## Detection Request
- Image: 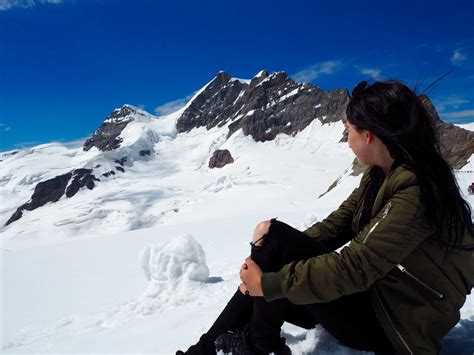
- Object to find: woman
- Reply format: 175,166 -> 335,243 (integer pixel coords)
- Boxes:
176,80 -> 473,355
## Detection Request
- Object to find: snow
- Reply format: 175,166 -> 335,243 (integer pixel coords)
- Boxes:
1,98 -> 473,353
232,90 -> 246,106
230,77 -> 251,85
456,122 -> 474,131
140,234 -> 209,283
278,88 -> 300,103
255,72 -> 282,87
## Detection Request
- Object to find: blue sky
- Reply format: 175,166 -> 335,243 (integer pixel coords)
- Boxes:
0,0 -> 473,151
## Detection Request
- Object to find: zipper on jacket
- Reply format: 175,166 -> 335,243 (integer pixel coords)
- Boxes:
362,201 -> 393,244
355,207 -> 363,233
396,264 -> 444,299
374,287 -> 414,355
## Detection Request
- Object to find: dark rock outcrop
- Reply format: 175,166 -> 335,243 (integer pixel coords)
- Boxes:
421,96 -> 474,169
6,172 -> 72,225
65,169 -> 100,198
5,169 -> 99,226
209,149 -> 234,169
177,70 -> 350,142
83,105 -> 140,152
114,157 -> 128,166
436,122 -> 474,169
318,160 -> 366,198
176,71 -> 247,132
350,159 -> 366,176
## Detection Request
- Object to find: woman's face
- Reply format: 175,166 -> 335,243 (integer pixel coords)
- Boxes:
346,121 -> 373,166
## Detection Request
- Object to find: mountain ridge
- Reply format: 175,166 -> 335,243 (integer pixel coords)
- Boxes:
2,70 -> 473,229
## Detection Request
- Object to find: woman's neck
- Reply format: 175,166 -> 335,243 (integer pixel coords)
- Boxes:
370,136 -> 395,175
374,147 -> 395,175
380,157 -> 395,175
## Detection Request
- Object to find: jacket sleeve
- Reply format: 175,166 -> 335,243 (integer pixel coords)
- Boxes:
262,184 -> 431,304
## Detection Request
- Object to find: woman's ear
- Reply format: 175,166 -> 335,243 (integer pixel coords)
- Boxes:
365,131 -> 374,144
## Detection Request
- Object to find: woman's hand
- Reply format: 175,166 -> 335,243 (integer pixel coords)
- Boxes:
239,256 -> 264,297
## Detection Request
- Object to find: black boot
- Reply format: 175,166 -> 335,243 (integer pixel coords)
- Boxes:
215,325 -> 291,355
176,334 -> 215,355
215,327 -> 254,355
176,288 -> 253,354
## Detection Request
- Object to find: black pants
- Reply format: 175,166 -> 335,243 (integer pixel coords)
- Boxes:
206,219 -> 395,353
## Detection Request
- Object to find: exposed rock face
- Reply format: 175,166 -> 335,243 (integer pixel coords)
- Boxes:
114,157 -> 127,166
209,149 -> 234,169
65,169 -> 100,198
350,159 -> 366,176
102,170 -> 116,177
176,72 -> 247,132
437,123 -> 474,169
83,105 -> 139,152
177,70 -> 350,142
5,169 -> 99,226
421,96 -> 474,169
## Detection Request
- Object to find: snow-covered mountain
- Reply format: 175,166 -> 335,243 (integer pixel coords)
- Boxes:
1,71 -> 473,353
3,70 -> 473,233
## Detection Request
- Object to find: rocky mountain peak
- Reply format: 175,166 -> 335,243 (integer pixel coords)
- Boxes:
83,105 -> 142,152
420,96 -> 474,169
176,70 -> 350,142
214,70 -> 233,84
175,71 -> 248,133
249,70 -> 269,86
106,104 -> 148,123
109,105 -> 136,118
417,95 -> 473,169
255,69 -> 269,77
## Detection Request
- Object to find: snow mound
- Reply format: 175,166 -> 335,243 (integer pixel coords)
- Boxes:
140,234 -> 209,283
2,235 -> 213,351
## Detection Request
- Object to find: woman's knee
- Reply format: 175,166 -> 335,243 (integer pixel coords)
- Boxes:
252,220 -> 272,246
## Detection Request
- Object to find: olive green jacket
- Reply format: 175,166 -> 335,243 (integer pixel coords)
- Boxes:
261,165 -> 474,354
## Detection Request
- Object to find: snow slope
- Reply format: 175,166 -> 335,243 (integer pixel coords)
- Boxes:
1,89 -> 473,353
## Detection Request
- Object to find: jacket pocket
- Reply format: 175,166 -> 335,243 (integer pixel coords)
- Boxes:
362,201 -> 393,244
396,264 -> 444,299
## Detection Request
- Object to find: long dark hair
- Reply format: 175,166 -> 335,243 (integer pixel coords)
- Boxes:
346,79 -> 472,250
